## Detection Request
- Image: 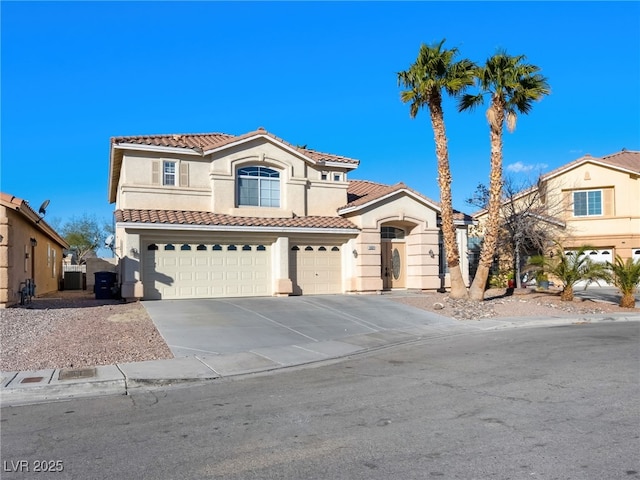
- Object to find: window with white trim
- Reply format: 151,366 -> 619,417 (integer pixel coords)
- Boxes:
237,166 -> 280,207
573,190 -> 602,217
163,161 -> 176,186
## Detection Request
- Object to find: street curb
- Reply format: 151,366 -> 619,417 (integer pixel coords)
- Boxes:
2,313 -> 638,407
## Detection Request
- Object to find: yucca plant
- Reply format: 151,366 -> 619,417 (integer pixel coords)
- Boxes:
605,256 -> 640,308
528,245 -> 609,301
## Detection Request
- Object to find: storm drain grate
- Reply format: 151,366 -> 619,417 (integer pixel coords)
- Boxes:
20,376 -> 44,383
58,368 -> 97,381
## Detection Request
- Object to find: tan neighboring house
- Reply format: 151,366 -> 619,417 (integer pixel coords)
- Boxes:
472,150 -> 640,277
0,193 -> 69,307
109,127 -> 473,301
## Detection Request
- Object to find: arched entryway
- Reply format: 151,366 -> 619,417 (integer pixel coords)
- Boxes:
381,226 -> 406,290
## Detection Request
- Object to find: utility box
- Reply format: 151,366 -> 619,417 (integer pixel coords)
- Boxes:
64,271 -> 83,290
94,271 -> 117,299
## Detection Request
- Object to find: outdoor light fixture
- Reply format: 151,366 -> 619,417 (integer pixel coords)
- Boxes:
30,238 -> 37,247
130,247 -> 139,256
352,249 -> 358,258
429,249 -> 435,258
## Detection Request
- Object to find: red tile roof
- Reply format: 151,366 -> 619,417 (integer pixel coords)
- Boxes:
115,209 -> 359,230
541,150 -> 640,180
111,127 -> 360,166
0,192 -> 69,248
342,180 -> 472,223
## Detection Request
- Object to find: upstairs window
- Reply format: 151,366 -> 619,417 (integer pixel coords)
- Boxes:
573,190 -> 602,217
237,166 -> 280,207
163,161 -> 176,186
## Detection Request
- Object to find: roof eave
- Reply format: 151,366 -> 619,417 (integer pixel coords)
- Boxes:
338,189 -> 441,215
115,221 -> 360,235
203,133 -> 358,169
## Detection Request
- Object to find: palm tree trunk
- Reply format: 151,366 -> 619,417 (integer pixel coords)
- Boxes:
620,292 -> 636,308
429,99 -> 468,299
560,287 -> 574,301
469,102 -> 504,301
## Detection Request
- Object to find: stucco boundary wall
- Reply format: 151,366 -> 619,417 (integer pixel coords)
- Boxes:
85,258 -> 118,291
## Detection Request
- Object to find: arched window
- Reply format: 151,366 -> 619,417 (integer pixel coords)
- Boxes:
164,244 -> 175,251
242,245 -> 252,251
237,166 -> 280,207
196,244 -> 207,251
212,244 -> 222,251
181,244 -> 191,251
147,244 -> 158,250
331,246 -> 340,252
305,246 -> 314,251
228,245 -> 237,251
257,245 -> 266,251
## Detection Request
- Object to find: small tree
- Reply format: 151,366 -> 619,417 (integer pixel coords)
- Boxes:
467,176 -> 566,289
60,213 -> 111,264
528,245 -> 609,301
606,256 -> 640,308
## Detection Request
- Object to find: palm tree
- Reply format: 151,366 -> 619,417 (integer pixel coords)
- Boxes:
459,50 -> 550,301
397,39 -> 476,299
529,245 -> 609,301
606,255 -> 640,308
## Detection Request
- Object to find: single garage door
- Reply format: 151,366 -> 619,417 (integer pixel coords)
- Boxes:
143,242 -> 271,300
290,244 -> 342,295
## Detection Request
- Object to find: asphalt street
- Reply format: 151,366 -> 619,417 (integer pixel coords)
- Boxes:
1,322 -> 638,479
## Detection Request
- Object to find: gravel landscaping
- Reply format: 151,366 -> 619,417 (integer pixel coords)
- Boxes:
1,288 -> 635,372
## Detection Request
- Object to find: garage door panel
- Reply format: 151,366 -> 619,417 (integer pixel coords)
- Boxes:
290,244 -> 342,295
143,242 -> 271,300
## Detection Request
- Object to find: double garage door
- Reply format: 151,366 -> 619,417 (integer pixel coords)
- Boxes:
143,242 -> 271,300
143,241 -> 343,299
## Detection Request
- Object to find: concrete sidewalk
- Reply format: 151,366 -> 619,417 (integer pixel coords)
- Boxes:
2,311 -> 638,407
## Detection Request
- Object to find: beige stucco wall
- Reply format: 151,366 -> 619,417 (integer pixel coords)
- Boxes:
0,207 -> 65,307
344,192 -> 443,292
546,162 -> 639,257
116,138 -> 351,218
85,257 -> 118,290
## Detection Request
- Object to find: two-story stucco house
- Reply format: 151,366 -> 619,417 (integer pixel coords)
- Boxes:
472,150 -> 640,277
545,150 -> 640,264
109,128 -> 472,301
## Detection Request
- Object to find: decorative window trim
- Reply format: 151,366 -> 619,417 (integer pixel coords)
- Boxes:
152,160 -> 189,187
237,166 -> 280,208
572,189 -> 603,217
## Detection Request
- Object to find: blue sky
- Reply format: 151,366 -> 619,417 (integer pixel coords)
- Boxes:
2,1 -> 639,237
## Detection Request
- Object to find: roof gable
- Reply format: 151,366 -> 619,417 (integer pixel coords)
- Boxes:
109,127 -> 360,203
340,180 -> 473,223
541,150 -> 640,181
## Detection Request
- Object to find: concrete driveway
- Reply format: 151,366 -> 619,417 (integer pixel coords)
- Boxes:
142,295 -> 458,357
573,285 -> 640,308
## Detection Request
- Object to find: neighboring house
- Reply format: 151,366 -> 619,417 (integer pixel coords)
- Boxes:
0,193 -> 69,307
109,127 -> 473,301
472,150 -> 640,278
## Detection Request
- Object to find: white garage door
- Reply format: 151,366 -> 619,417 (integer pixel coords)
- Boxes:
143,242 -> 271,300
290,244 -> 342,295
568,249 -> 613,287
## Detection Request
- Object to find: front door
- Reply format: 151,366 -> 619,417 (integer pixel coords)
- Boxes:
381,241 -> 406,289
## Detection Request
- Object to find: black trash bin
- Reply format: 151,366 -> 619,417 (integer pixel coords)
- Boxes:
94,271 -> 117,299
